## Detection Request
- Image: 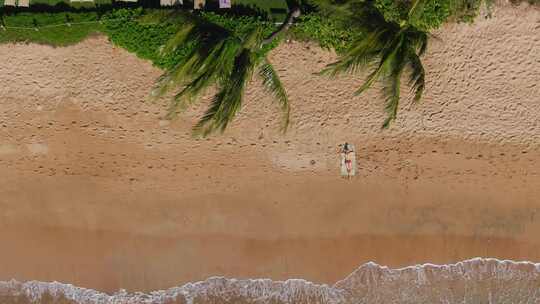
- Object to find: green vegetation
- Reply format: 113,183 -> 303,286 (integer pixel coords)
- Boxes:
234,0 -> 287,12
449,0 -> 497,23
153,10 -> 292,135
291,14 -> 359,53
290,0 -> 492,53
374,0 -> 452,30
0,0 -> 112,8
1,0 -> 536,134
319,0 -> 428,128
300,0 -> 511,128
371,0 -> 462,30
101,8 -> 282,67
0,11 -> 103,45
233,0 -> 288,21
309,0 -> 499,29
27,0 -> 109,7
102,7 -> 299,135
0,0 -> 500,54
102,8 -> 183,69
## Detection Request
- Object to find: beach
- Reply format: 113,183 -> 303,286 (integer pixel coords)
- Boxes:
0,2 -> 539,294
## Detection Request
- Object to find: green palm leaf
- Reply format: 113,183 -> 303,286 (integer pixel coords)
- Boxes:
194,49 -> 255,136
259,59 -> 290,131
355,33 -> 403,95
319,0 -> 430,128
381,72 -> 402,129
382,41 -> 407,128
153,10 -> 300,137
407,49 -> 425,103
166,38 -> 242,117
321,30 -> 385,76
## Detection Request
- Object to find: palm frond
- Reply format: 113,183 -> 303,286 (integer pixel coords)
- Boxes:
321,30 -> 385,76
381,71 -> 401,129
154,16 -> 244,119
161,24 -> 195,56
165,38 -> 242,116
307,0 -> 356,20
315,0 -> 431,129
193,49 -> 256,136
381,39 -> 408,128
382,61 -> 406,128
153,53 -> 199,98
350,1 -> 393,32
407,30 -> 428,56
192,91 -> 227,137
407,49 -> 425,103
309,0 -> 390,33
354,33 -> 403,95
408,0 -> 428,25
354,63 -> 383,96
159,10 -> 200,26
259,59 -> 290,131
156,30 -> 229,97
242,26 -> 265,50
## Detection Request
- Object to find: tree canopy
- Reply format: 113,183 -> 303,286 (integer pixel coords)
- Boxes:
153,10 -> 300,136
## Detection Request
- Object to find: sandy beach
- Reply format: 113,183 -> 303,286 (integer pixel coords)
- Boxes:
0,2 -> 539,294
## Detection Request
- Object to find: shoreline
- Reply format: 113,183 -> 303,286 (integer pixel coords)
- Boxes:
1,3 -> 540,294
2,136 -> 539,292
1,258 -> 540,304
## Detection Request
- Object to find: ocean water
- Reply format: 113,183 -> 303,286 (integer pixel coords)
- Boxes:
1,258 -> 539,304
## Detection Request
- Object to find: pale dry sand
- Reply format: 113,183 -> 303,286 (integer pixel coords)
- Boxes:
0,3 -> 539,293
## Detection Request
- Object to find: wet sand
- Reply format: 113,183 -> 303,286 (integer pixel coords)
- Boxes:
0,2 -> 539,293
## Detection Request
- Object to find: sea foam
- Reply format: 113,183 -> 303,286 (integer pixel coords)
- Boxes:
1,258 -> 539,304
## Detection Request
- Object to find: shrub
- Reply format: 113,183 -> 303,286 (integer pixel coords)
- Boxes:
374,0 -> 452,30
374,0 -> 408,25
290,14 -> 359,53
102,8 -> 186,69
412,0 -> 452,30
200,11 -> 278,52
102,9 -> 278,69
449,0 -> 498,23
200,11 -> 274,38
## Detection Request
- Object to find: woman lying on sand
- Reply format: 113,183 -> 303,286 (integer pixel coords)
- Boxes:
339,143 -> 355,179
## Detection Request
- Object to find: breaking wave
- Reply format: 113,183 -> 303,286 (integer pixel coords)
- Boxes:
1,258 -> 539,304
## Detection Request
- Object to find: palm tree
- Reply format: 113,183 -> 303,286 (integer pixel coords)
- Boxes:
154,8 -> 301,137
317,0 -> 428,128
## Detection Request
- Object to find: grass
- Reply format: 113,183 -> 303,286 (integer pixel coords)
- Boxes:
0,6 -> 281,54
0,0 -> 112,7
233,0 -> 288,21
0,11 -> 104,45
28,0 -> 110,9
0,23 -> 103,45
